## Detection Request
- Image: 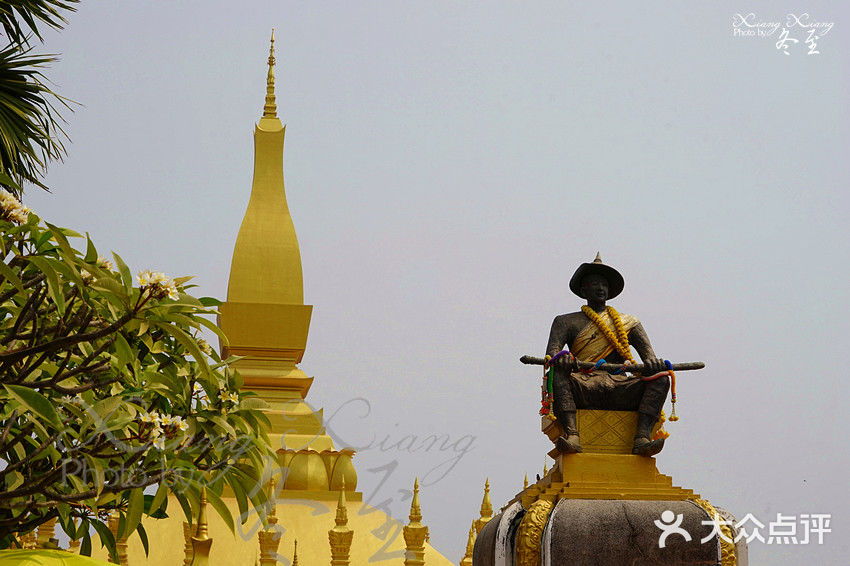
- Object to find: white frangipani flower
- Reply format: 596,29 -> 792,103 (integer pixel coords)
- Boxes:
219,391 -> 239,404
139,411 -> 157,424
137,270 -> 179,300
0,189 -> 32,224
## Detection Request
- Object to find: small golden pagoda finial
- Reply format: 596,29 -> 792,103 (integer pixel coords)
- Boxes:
480,478 -> 493,519
403,478 -> 427,566
329,478 -> 354,565
259,484 -> 282,566
263,28 -> 277,118
409,477 -> 422,524
473,478 -> 493,535
336,478 -> 348,526
195,487 -> 209,540
523,473 -> 529,490
189,486 -> 212,566
460,521 -> 476,566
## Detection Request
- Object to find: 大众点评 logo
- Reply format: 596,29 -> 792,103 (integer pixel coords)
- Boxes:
732,13 -> 834,54
656,510 -> 832,547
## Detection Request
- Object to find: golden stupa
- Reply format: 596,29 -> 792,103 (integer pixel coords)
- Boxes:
81,32 -> 453,566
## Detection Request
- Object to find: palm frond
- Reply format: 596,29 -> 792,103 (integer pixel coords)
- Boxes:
0,42 -> 69,195
0,0 -> 79,45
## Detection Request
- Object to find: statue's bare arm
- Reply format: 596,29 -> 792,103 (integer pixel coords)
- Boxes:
546,313 -> 586,368
628,322 -> 666,373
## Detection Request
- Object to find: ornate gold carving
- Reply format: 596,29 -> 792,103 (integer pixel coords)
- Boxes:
690,498 -> 736,566
578,409 -> 638,453
515,498 -> 554,566
543,410 -> 666,454
473,478 -> 493,535
403,478 -> 428,566
259,484 -> 282,566
263,30 -> 277,118
329,479 -> 353,565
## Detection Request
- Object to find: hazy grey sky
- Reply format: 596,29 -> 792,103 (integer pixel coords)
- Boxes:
29,2 -> 849,564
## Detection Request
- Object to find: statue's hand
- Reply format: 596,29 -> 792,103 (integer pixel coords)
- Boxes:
643,357 -> 666,374
554,353 -> 578,372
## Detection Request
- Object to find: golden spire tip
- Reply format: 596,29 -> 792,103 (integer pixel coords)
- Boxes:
409,477 -> 422,524
479,478 -> 493,519
335,478 -> 349,526
263,28 -> 278,118
195,486 -> 209,540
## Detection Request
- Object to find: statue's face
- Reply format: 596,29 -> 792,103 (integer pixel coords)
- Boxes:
580,273 -> 609,302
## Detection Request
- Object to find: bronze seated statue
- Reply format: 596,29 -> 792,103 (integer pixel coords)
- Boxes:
546,254 -> 670,456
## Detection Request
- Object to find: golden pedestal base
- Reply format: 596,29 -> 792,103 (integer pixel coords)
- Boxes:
516,453 -> 696,507
513,410 -> 694,506
542,409 -> 664,456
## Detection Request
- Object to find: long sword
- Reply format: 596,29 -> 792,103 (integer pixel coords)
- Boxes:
519,355 -> 704,373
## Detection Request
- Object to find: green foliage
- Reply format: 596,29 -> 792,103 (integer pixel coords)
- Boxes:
0,0 -> 77,195
0,210 -> 274,554
0,42 -> 68,195
0,1 -> 78,46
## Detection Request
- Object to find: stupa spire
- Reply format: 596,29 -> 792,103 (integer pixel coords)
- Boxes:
335,478 -> 349,525
479,478 -> 492,519
403,478 -> 427,566
329,478 -> 353,565
219,37 -> 357,503
263,29 -> 277,118
473,479 -> 493,535
224,29 -> 302,307
258,487 -> 281,566
409,478 -> 422,524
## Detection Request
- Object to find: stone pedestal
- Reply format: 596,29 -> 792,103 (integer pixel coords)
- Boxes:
472,411 -> 746,566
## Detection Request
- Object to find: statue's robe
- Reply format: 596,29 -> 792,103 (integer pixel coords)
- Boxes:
547,310 -> 668,417
571,310 -> 639,363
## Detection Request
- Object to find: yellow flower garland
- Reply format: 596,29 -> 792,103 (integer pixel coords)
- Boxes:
581,306 -> 679,429
580,305 -> 636,363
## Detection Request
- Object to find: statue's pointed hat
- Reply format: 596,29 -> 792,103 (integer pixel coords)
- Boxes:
569,252 -> 625,299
